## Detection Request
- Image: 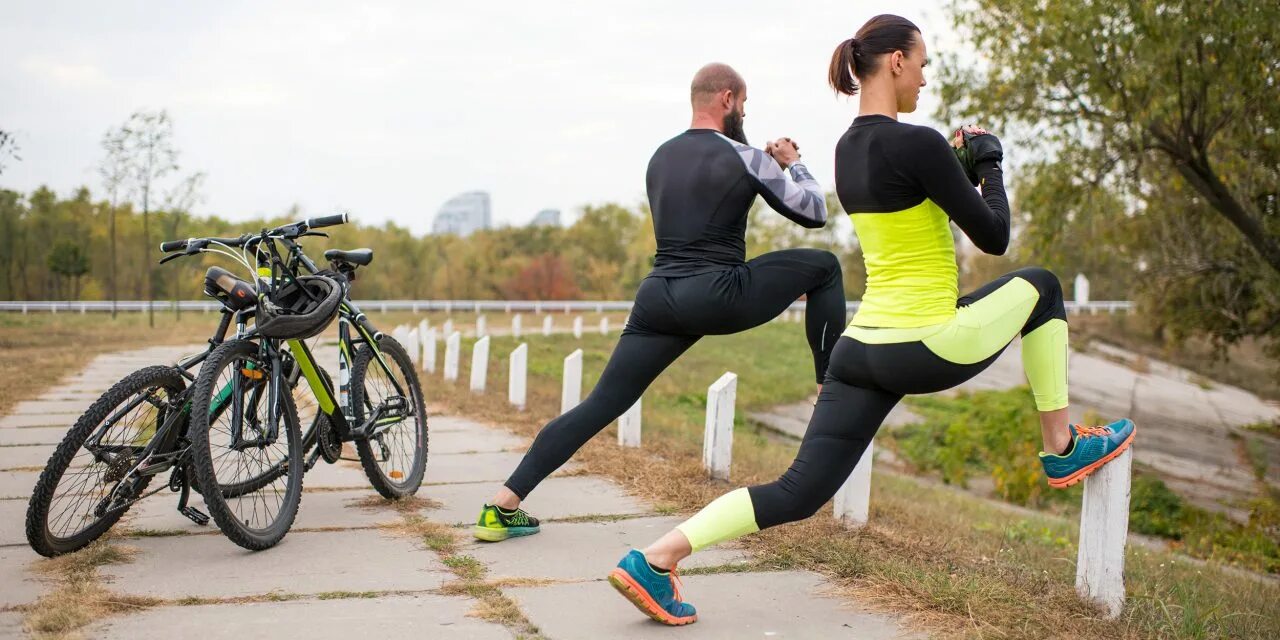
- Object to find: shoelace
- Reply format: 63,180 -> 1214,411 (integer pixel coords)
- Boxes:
1073,424 -> 1111,438
669,567 -> 685,603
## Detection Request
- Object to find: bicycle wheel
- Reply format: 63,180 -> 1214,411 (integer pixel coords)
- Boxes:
351,335 -> 427,498
26,366 -> 186,557
189,339 -> 303,550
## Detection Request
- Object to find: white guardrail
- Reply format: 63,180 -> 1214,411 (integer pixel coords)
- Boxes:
0,300 -> 1136,314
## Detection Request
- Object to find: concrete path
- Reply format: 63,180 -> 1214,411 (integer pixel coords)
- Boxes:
2,345 -> 920,639
749,338 -> 1280,521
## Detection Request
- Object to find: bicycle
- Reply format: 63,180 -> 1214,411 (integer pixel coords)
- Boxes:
25,258 -> 336,557
171,214 -> 428,549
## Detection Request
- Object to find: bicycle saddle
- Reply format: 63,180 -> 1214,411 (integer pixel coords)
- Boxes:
323,248 -> 373,266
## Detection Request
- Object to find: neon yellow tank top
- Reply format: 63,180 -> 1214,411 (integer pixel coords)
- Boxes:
849,198 -> 958,328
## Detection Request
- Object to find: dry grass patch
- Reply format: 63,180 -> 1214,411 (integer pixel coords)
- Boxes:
23,540 -> 161,640
0,314 -> 210,416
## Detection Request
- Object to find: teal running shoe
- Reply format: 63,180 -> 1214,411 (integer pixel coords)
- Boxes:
1040,419 -> 1137,488
608,549 -> 697,626
473,504 -> 540,542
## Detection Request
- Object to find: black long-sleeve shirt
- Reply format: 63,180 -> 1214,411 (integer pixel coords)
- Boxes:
646,129 -> 827,277
834,114 -> 1010,327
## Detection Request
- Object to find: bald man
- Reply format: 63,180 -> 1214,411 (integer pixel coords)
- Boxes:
474,63 -> 846,542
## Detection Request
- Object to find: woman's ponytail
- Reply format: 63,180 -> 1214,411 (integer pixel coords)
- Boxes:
828,38 -> 861,96
829,15 -> 921,97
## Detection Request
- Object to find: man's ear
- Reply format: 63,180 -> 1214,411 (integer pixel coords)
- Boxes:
721,89 -> 734,111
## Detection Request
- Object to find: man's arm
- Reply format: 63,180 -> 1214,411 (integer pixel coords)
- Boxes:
717,134 -> 827,228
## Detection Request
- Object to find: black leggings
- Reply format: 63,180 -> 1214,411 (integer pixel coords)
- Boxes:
745,267 -> 1066,529
504,248 -> 846,499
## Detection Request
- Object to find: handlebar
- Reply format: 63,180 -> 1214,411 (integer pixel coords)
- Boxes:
158,213 -> 350,255
306,213 -> 348,229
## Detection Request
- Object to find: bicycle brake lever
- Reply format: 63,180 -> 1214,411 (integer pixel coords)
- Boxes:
300,231 -> 329,238
158,253 -> 185,265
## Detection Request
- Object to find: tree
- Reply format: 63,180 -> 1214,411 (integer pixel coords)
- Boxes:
505,254 -> 581,300
0,130 -> 20,176
937,0 -> 1280,353
100,126 -> 131,317
46,241 -> 90,299
116,110 -> 179,327
160,171 -> 205,319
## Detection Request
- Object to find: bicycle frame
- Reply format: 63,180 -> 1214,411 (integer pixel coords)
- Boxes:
259,236 -> 411,443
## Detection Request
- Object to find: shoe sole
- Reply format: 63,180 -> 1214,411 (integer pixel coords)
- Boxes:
608,568 -> 697,626
473,525 -> 540,542
1047,425 -> 1137,489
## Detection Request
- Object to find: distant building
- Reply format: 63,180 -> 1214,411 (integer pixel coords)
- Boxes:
530,208 -> 561,228
432,191 -> 491,236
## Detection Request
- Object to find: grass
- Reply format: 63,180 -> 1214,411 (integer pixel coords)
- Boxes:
427,324 -> 1280,639
0,312 -> 211,415
1242,421 -> 1280,439
367,498 -> 546,639
882,387 -> 1280,575
23,539 -> 161,639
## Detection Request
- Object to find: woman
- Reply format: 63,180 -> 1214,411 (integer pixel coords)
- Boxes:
607,14 -> 1136,626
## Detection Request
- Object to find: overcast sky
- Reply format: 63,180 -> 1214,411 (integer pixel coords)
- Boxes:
1,1 -> 963,234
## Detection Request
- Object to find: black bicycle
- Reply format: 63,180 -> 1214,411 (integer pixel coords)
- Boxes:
25,263 -> 335,557
170,214 -> 427,549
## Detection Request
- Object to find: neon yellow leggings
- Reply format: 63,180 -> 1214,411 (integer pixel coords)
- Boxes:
676,268 -> 1069,552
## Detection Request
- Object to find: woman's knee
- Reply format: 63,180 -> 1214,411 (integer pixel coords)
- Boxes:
1011,267 -> 1063,301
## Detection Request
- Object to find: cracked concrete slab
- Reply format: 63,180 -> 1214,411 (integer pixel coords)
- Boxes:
417,475 -> 650,526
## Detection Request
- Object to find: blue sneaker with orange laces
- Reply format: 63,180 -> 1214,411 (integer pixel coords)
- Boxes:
1040,419 -> 1137,488
608,549 -> 697,626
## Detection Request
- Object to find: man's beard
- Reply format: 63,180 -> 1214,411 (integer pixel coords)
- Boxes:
722,108 -> 747,145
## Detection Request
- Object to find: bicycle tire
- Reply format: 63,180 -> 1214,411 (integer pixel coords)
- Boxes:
351,335 -> 428,499
25,365 -> 186,557
189,339 -> 303,550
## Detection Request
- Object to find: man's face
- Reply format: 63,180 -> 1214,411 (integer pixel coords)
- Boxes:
722,90 -> 748,145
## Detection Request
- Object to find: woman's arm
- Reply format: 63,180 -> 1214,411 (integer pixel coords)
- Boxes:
908,127 -> 1009,254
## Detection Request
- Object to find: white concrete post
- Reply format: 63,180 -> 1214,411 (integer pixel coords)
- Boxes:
475,314 -> 487,338
833,442 -> 874,527
423,327 -> 438,373
442,318 -> 454,338
561,349 -> 583,414
406,328 -> 420,364
470,336 -> 490,393
573,316 -> 583,338
542,315 -> 553,336
1074,273 -> 1091,306
419,318 -> 430,360
509,343 -> 528,409
703,372 -> 738,480
599,317 -> 609,335
618,398 -> 642,447
512,314 -> 522,339
1075,447 -> 1133,619
444,331 -> 461,381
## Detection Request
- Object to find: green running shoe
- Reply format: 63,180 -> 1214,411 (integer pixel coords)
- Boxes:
1040,419 -> 1136,488
473,504 -> 541,542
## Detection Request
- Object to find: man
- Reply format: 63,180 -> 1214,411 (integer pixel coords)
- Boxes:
474,62 -> 846,541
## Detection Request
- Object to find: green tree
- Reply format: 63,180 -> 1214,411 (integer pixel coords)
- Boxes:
938,0 -> 1280,352
46,241 -> 90,299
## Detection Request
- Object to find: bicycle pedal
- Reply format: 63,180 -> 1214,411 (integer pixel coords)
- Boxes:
180,506 -> 211,526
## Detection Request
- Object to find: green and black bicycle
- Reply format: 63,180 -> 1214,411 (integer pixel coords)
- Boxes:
25,214 -> 427,555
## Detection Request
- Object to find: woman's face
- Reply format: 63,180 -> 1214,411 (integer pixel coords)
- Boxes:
894,37 -> 928,113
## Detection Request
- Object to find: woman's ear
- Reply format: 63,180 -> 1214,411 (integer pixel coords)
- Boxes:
890,50 -> 904,76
